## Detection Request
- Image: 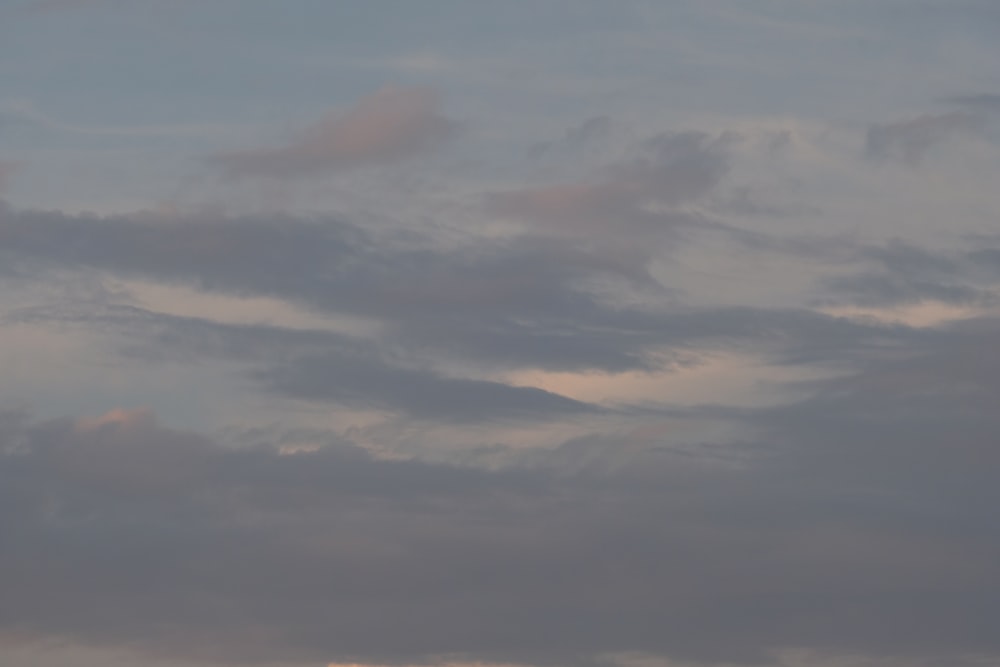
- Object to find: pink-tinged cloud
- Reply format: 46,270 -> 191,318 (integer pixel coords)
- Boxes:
210,86 -> 458,178
489,131 -> 733,237
73,406 -> 153,433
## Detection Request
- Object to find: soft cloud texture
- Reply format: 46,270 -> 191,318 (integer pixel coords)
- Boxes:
0,161 -> 18,193
491,131 -> 735,242
209,86 -> 458,178
1,384 -> 998,666
865,111 -> 986,164
3,2 -> 1000,667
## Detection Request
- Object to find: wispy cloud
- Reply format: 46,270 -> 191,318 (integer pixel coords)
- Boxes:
865,111 -> 987,164
208,86 -> 459,179
490,130 -> 737,256
5,3 -> 1000,666
945,92 -> 1000,113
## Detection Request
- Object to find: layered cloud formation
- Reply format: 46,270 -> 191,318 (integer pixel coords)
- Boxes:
2,3 -> 1000,667
2,396 -> 999,667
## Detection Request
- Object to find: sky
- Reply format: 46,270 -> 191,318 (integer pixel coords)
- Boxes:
1,1 -> 1000,666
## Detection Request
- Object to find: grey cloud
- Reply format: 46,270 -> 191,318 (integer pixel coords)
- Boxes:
3,197 -> 999,665
945,92 -> 1000,113
6,304 -> 600,423
208,87 -> 458,178
865,111 -> 987,164
654,305 -> 928,366
0,202 -> 371,287
2,366 -> 998,667
256,353 -> 598,421
7,288 -> 946,435
864,240 -> 963,276
1,123 -> 838,383
753,317 -> 1000,512
3,199 -> 996,384
966,237 -> 1000,279
0,203 -> 669,373
491,130 -> 736,242
818,239 -> 1000,307
0,161 -> 18,193
560,115 -> 613,147
5,8 -> 1000,667
14,292 -> 938,387
1,203 -> 636,325
609,130 -> 737,205
821,271 -> 990,307
528,115 -> 614,158
403,301 -> 927,372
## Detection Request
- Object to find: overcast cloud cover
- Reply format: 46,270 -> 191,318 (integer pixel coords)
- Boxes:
2,2 -> 1000,667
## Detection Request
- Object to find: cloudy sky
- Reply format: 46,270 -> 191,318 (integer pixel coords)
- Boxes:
2,1 -> 1000,666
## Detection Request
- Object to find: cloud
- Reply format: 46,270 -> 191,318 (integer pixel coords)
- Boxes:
2,381 -> 999,667
7,197 -> 978,389
865,111 -> 987,164
755,317 -> 1000,493
0,204 -> 667,373
7,195 -> 999,394
492,131 -> 735,241
5,302 -> 602,422
945,92 -> 1000,114
528,115 -> 614,158
255,353 -> 599,421
5,5 -> 1000,666
8,292 -> 943,436
817,240 -> 1000,308
821,272 -> 990,307
2,106 -> 1000,667
208,86 -> 458,178
0,161 -> 19,193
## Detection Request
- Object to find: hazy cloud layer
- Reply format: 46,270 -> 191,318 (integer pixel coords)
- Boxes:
3,304 -> 601,422
865,92 -> 1000,165
865,111 -> 987,164
819,240 -> 1000,307
0,203 -> 668,375
2,344 -> 999,666
4,197 -> 1000,426
947,92 -> 1000,113
4,206 -> 969,369
0,161 -> 17,193
4,3 -> 1000,667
